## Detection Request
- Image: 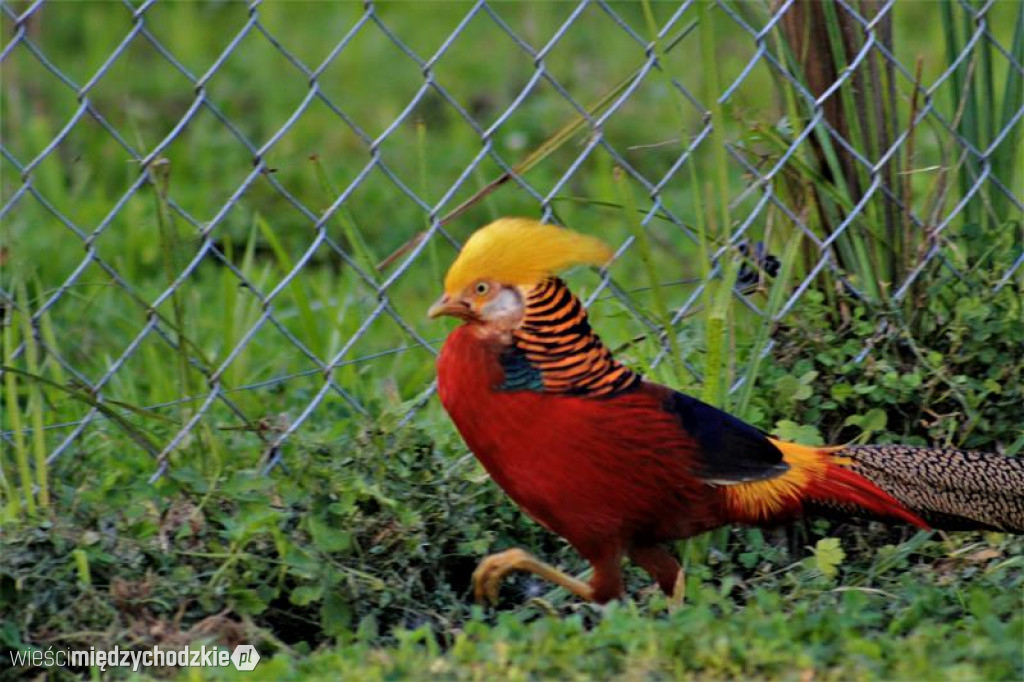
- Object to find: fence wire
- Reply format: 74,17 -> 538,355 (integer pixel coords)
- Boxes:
1,0 -> 1021,486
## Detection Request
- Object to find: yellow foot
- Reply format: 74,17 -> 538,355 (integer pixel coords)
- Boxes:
471,548 -> 593,604
472,548 -> 533,604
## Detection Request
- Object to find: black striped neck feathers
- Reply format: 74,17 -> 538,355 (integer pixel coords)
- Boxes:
498,277 -> 641,397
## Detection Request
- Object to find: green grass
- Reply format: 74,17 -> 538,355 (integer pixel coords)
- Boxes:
220,561 -> 1024,681
2,2 -> 1022,680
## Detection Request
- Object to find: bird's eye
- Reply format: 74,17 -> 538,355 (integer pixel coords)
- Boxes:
474,281 -> 490,296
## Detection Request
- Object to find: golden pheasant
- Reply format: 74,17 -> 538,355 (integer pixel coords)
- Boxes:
429,218 -> 1024,604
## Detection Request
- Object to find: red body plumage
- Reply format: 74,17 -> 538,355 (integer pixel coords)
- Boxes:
439,326 -> 721,548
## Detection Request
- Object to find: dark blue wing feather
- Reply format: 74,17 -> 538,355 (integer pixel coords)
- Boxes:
662,390 -> 789,483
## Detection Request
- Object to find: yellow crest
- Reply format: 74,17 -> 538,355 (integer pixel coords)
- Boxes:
443,218 -> 613,294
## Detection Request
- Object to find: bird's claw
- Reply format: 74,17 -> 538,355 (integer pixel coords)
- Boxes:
471,548 -> 533,605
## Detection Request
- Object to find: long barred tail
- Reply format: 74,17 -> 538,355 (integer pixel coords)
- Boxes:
835,445 -> 1024,533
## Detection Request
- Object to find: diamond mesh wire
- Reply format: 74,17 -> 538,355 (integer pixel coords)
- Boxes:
1,0 -> 1021,485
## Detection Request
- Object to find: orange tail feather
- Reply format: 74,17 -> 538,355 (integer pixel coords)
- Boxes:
725,440 -> 929,529
803,459 -> 929,528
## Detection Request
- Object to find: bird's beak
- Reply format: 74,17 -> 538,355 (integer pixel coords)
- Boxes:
427,293 -> 469,320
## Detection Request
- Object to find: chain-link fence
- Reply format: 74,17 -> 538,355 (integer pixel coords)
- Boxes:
2,0 -> 1022,492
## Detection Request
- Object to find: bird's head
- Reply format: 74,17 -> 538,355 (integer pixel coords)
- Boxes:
428,218 -> 612,332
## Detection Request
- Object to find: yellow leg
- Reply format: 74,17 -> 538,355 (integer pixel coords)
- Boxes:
472,548 -> 594,604
669,566 -> 686,609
